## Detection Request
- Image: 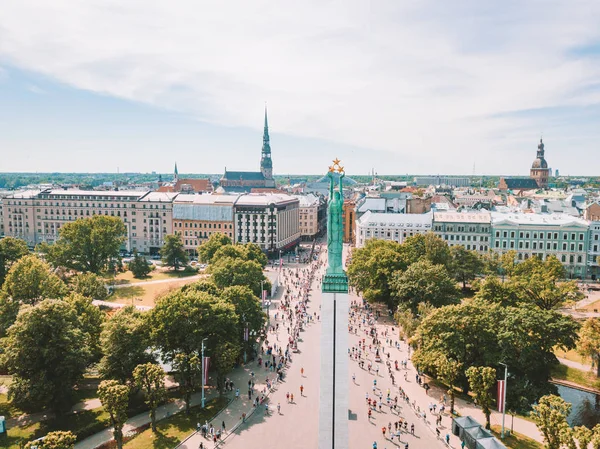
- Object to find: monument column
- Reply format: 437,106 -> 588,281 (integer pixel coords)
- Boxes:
319,159 -> 349,449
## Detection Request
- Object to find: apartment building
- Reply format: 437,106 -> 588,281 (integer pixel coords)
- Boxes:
234,193 -> 301,253
490,212 -> 589,278
589,221 -> 600,280
172,194 -> 238,255
432,211 -> 491,254
355,211 -> 433,248
297,194 -> 321,241
1,189 -> 177,254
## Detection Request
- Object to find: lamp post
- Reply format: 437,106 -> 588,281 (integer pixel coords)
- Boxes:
201,338 -> 208,409
499,362 -> 508,438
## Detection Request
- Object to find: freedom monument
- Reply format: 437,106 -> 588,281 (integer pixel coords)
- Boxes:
319,159 -> 349,449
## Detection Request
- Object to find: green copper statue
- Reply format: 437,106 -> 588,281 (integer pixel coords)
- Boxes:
322,159 -> 349,293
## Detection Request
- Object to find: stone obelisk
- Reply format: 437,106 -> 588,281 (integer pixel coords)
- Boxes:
319,159 -> 349,449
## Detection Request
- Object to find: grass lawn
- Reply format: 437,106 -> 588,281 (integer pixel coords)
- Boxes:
123,397 -> 230,449
580,298 -> 600,312
490,425 -> 542,449
112,269 -> 200,284
107,278 -> 199,307
551,364 -> 600,391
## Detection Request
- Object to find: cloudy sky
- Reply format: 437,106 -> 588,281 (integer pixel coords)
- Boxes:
1,0 -> 599,176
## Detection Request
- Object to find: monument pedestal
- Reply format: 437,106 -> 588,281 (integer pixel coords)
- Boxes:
319,273 -> 349,449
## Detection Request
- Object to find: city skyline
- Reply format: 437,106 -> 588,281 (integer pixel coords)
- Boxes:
1,1 -> 600,175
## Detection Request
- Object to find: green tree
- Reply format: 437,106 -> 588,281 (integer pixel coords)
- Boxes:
347,239 -> 409,305
395,302 -> 434,340
212,341 -> 241,394
160,234 -> 189,271
531,395 -> 571,449
128,250 -> 152,278
0,236 -> 29,286
98,306 -> 154,384
65,293 -> 104,364
435,354 -> 462,415
577,318 -> 600,377
473,276 -> 521,307
212,245 -> 247,263
0,294 -> 20,338
450,246 -> 483,290
25,431 -> 76,449
70,272 -> 107,300
180,280 -> 221,296
391,259 -> 460,309
98,380 -> 129,449
38,215 -> 126,273
149,290 -> 238,412
133,363 -> 167,432
1,299 -> 90,414
197,233 -> 232,264
499,250 -> 518,278
221,285 -> 266,356
509,273 -> 582,310
466,366 -> 497,429
2,255 -> 66,305
210,257 -> 268,297
423,233 -> 452,267
244,243 -> 268,268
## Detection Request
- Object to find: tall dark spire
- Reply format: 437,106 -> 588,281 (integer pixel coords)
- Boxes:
260,105 -> 273,178
174,162 -> 178,181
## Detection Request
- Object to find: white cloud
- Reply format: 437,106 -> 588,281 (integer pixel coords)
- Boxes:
0,0 -> 599,173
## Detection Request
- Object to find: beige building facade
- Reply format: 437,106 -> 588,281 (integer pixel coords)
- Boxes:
172,194 -> 237,255
297,194 -> 320,240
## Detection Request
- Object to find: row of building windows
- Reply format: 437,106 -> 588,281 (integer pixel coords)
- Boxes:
495,230 -> 586,241
174,222 -> 232,229
494,239 -> 585,251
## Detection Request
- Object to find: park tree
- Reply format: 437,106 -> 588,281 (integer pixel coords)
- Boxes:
435,354 -> 462,415
499,250 -> 518,278
149,290 -> 238,412
395,302 -> 434,339
65,293 -> 104,364
473,276 -> 521,307
70,272 -> 108,300
38,215 -> 126,273
347,239 -> 409,305
197,233 -> 232,264
244,243 -> 268,268
391,259 -> 460,309
465,366 -> 497,429
221,285 -> 266,355
1,299 -> 91,413
577,318 -> 600,377
128,250 -> 152,278
0,294 -> 20,338
509,273 -> 582,310
2,255 -> 66,305
98,306 -> 154,384
25,430 -> 76,449
133,363 -> 167,432
180,280 -> 221,296
212,244 -> 247,263
423,233 -> 452,267
160,234 -> 188,271
450,246 -> 483,291
0,236 -> 29,286
531,395 -> 572,449
212,341 -> 241,394
209,257 -> 269,297
98,380 -> 129,449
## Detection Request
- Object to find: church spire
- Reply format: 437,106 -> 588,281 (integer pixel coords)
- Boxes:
174,162 -> 178,182
260,105 -> 273,179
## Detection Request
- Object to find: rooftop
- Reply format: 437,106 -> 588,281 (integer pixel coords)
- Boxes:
433,211 -> 491,223
491,212 -> 589,227
358,210 -> 433,227
174,194 -> 241,205
138,192 -> 180,202
235,193 -> 299,206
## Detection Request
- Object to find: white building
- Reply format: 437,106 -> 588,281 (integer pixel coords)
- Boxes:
356,211 -> 433,248
589,221 -> 600,280
233,193 -> 301,253
491,212 -> 590,278
432,211 -> 491,253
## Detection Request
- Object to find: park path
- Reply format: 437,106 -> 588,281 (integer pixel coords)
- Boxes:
557,357 -> 594,373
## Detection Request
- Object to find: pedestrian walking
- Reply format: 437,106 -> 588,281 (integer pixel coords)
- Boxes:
300,384 -> 304,396
277,402 -> 281,414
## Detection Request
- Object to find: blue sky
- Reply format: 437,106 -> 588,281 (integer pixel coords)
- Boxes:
1,0 -> 599,176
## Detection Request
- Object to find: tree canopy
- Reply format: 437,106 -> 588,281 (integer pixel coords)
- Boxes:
70,272 -> 108,300
133,363 -> 166,432
0,236 -> 29,287
209,257 -> 269,297
197,233 -> 232,264
160,234 -> 189,270
1,299 -> 91,413
2,255 -> 66,305
129,250 -> 152,278
391,259 -> 460,309
577,318 -> 600,377
98,380 -> 129,449
38,215 -> 126,273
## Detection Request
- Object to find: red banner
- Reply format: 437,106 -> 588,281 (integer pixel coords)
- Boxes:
497,380 -> 505,412
204,357 -> 210,383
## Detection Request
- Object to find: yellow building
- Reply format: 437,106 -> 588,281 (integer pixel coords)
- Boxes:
342,199 -> 356,244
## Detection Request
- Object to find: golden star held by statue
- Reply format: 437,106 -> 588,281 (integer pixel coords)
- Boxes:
329,158 -> 345,174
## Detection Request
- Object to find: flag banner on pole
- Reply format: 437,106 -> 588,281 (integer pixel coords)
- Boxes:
244,327 -> 249,341
497,380 -> 505,412
204,357 -> 210,382
262,289 -> 267,304
279,257 -> 283,270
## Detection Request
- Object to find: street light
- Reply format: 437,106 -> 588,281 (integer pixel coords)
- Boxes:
201,338 -> 208,409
